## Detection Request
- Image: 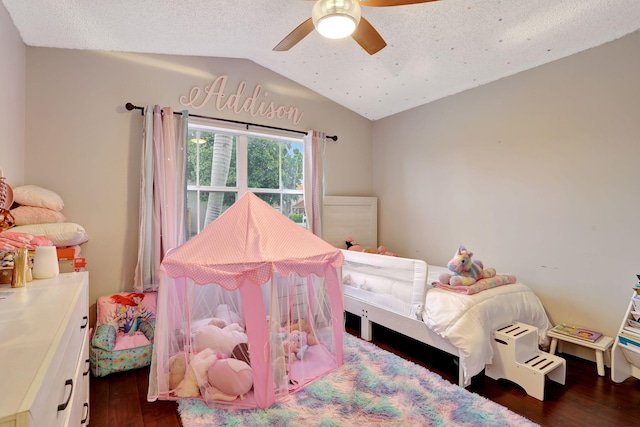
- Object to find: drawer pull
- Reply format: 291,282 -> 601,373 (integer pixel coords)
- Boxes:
81,316 -> 88,329
84,358 -> 90,376
81,402 -> 89,424
57,379 -> 73,411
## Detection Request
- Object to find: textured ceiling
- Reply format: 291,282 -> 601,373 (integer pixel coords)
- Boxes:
3,0 -> 640,120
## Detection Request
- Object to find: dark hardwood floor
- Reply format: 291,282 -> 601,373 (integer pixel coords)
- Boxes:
89,316 -> 640,427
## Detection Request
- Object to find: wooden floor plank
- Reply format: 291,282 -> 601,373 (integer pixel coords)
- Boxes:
88,321 -> 640,427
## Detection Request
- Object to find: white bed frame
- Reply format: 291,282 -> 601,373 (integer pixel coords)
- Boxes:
323,196 -> 378,250
342,289 -> 464,385
322,196 -> 466,386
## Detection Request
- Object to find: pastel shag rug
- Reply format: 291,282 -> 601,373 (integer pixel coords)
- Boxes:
178,333 -> 538,427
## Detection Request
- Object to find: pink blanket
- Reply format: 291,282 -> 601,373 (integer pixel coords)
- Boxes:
433,274 -> 517,295
0,231 -> 53,251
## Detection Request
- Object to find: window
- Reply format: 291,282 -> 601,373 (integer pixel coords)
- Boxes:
186,122 -> 305,238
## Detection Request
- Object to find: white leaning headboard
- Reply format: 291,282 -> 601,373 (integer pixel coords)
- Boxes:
322,196 -> 377,250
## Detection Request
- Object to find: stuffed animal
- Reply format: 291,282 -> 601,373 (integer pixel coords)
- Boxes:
287,319 -> 317,346
438,246 -> 497,286
167,351 -> 188,391
232,342 -> 251,365
193,323 -> 248,356
168,348 -> 217,398
205,358 -> 253,402
174,317 -> 228,351
284,330 -> 309,360
270,331 -> 288,390
207,317 -> 228,329
345,237 -> 364,252
346,238 -> 397,256
214,304 -> 244,327
376,246 -> 397,257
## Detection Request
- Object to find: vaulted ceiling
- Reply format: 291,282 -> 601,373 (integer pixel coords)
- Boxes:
3,0 -> 640,120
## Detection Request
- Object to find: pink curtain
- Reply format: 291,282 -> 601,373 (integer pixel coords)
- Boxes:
134,105 -> 188,292
303,131 -> 325,237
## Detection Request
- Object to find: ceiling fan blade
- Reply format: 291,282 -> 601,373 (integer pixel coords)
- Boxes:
273,18 -> 315,51
358,0 -> 439,6
351,17 -> 386,55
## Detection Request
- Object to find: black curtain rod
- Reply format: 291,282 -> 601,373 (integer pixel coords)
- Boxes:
125,103 -> 338,142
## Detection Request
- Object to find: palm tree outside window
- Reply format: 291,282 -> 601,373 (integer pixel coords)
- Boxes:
186,122 -> 305,239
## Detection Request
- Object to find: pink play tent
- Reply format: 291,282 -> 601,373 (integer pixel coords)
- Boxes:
147,192 -> 344,409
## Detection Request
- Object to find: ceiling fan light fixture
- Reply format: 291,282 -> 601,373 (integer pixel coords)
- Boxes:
312,0 -> 361,39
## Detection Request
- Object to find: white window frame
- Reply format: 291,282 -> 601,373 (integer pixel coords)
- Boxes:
187,118 -> 306,235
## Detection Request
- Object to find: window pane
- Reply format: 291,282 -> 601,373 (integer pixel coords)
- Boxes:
254,193 -> 281,211
248,138 -> 279,189
200,132 -> 237,187
283,194 -> 305,224
282,142 -> 304,191
209,133 -> 236,188
186,129 -> 206,186
187,122 -> 305,237
187,131 -> 237,187
187,190 -> 237,238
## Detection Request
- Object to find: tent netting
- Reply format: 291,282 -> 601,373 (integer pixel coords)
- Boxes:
147,193 -> 344,409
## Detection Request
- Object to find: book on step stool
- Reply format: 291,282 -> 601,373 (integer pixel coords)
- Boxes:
551,323 -> 603,343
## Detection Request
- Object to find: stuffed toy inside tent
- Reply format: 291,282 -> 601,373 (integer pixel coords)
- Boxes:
147,192 -> 345,409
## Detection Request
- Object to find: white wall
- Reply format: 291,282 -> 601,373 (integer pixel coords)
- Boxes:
372,31 -> 640,359
0,3 -> 25,184
24,49 -> 373,304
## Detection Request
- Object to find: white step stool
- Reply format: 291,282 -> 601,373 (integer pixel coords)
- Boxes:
486,322 -> 566,400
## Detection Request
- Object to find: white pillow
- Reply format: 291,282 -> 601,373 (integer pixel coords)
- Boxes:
10,206 -> 67,226
10,223 -> 88,247
13,185 -> 65,212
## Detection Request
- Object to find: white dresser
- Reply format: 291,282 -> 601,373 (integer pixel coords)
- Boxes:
0,272 -> 90,427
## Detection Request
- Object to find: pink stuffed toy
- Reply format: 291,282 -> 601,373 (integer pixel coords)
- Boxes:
205,358 -> 253,402
376,246 -> 397,257
345,237 -> 364,252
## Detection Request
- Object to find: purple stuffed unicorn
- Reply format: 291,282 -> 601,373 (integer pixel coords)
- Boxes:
438,245 -> 497,286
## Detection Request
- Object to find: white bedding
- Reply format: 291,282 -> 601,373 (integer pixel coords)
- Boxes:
341,251 -> 552,386
424,266 -> 551,384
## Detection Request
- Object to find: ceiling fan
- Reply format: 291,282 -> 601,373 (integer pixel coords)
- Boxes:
273,0 -> 439,55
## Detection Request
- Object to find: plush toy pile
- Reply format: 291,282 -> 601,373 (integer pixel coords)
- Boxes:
345,237 -> 397,257
166,305 -> 321,403
167,304 -> 253,401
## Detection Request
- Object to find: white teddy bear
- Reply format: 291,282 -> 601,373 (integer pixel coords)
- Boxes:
193,323 -> 248,356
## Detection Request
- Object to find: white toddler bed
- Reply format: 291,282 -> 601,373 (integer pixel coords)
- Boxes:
341,249 -> 552,387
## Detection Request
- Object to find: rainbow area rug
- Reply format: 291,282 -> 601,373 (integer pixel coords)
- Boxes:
178,333 -> 538,426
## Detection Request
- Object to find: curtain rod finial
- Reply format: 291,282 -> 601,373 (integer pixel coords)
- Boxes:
125,103 -> 144,115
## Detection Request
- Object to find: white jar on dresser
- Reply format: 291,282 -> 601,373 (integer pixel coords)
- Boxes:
0,272 -> 90,427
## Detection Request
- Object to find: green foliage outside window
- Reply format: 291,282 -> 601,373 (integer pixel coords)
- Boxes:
289,213 -> 304,223
186,127 -> 304,226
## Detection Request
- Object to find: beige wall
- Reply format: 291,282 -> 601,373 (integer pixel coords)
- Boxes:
373,30 -> 640,359
24,49 -> 373,304
0,3 -> 25,185
11,4 -> 640,361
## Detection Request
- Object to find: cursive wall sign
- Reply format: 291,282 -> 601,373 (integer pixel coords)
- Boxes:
179,75 -> 304,125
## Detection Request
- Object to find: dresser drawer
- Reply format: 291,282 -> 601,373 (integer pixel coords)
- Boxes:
68,330 -> 90,426
28,278 -> 89,427
0,272 -> 90,427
